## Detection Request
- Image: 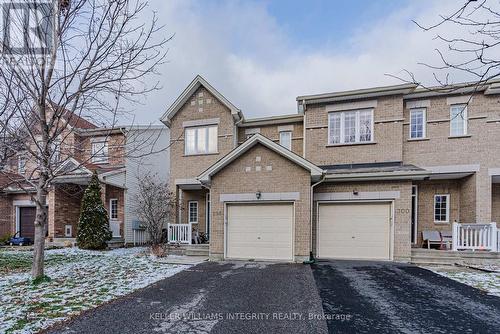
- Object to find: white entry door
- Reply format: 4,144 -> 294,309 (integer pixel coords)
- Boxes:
318,202 -> 391,260
226,203 -> 293,261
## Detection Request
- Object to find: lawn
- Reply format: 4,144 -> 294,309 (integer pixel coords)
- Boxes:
0,247 -> 188,334
424,265 -> 500,297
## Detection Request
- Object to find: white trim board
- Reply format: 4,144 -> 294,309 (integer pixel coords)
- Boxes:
220,192 -> 300,202
314,191 -> 400,201
326,99 -> 377,112
406,99 -> 430,109
182,118 -> 220,128
424,164 -> 480,174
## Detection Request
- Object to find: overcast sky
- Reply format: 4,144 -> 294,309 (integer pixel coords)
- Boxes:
130,0 -> 475,124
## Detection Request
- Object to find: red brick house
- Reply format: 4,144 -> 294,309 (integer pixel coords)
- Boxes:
0,112 -> 169,245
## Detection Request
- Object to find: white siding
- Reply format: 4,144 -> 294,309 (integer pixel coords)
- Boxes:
124,126 -> 170,244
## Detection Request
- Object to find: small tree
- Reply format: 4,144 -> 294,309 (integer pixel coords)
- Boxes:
133,172 -> 176,256
77,172 -> 112,249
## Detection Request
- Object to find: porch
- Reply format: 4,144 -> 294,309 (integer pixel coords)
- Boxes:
170,181 -> 210,245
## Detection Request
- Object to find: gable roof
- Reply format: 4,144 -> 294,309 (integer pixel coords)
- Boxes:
198,133 -> 324,184
160,75 -> 243,126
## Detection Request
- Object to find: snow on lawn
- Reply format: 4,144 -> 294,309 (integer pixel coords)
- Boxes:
424,266 -> 500,298
0,247 -> 189,334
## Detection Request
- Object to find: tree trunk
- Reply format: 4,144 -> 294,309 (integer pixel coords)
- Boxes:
31,176 -> 48,279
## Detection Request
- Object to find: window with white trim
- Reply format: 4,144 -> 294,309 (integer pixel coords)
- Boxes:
328,109 -> 373,145
434,194 -> 450,223
450,104 -> 468,136
110,198 -> 118,220
188,201 -> 198,224
410,108 -> 426,139
17,155 -> 26,174
185,125 -> 218,155
279,131 -> 292,150
51,139 -> 61,162
92,139 -> 109,164
65,225 -> 73,237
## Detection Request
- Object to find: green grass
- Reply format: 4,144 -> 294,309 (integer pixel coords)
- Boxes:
31,275 -> 52,285
0,251 -> 92,275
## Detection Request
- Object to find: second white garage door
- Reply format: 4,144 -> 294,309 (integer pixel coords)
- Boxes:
226,203 -> 293,261
318,202 -> 391,260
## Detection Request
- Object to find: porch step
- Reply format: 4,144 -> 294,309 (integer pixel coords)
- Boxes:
167,244 -> 209,256
411,249 -> 500,266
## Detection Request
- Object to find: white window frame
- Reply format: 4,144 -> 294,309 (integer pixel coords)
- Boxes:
65,225 -> 73,237
17,155 -> 26,174
91,138 -> 109,164
449,104 -> 468,136
409,108 -> 426,139
184,125 -> 218,155
51,139 -> 61,162
434,194 -> 450,223
279,131 -> 292,150
188,201 -> 198,224
109,198 -> 118,220
328,109 -> 374,145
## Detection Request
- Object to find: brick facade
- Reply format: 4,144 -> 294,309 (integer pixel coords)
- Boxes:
209,144 -> 311,261
313,181 -> 412,261
0,194 -> 13,237
165,77 -> 500,262
237,122 -> 304,156
169,86 -> 237,188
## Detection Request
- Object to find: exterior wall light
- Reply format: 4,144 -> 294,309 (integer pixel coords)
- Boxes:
256,191 -> 262,199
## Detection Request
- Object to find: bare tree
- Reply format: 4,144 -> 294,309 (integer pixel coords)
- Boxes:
392,0 -> 500,93
132,172 -> 176,256
0,0 -> 169,278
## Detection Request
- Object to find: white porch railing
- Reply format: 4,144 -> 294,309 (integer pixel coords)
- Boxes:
452,222 -> 498,252
167,223 -> 192,244
110,221 -> 121,238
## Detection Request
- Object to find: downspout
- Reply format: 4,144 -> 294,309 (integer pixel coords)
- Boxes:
304,174 -> 325,264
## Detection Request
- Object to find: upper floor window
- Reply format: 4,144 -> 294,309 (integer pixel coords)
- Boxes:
279,131 -> 292,150
51,139 -> 61,163
410,108 -> 426,139
18,155 -> 26,174
185,125 -> 217,155
328,109 -> 373,145
92,139 -> 109,164
109,198 -> 118,220
450,105 -> 468,136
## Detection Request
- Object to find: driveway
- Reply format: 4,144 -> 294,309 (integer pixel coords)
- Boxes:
312,260 -> 500,333
48,261 -> 500,334
48,261 -> 327,334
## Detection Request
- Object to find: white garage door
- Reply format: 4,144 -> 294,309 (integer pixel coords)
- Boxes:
318,202 -> 391,260
227,203 -> 293,261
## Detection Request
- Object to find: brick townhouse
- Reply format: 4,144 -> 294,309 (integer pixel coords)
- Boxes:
0,112 -> 169,245
163,75 -> 500,262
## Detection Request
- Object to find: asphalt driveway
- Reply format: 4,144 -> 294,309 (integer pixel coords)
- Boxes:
312,260 -> 500,333
48,261 -> 500,334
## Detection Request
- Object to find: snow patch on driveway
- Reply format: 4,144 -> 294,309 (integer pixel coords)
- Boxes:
0,247 -> 189,334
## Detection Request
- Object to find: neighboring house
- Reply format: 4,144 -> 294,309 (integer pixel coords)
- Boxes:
0,113 -> 169,245
162,75 -> 500,262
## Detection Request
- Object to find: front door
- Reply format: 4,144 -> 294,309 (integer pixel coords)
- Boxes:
411,185 -> 418,244
19,207 -> 36,239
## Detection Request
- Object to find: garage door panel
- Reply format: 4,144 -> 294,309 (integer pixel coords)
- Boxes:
227,203 -> 293,261
319,203 -> 390,260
